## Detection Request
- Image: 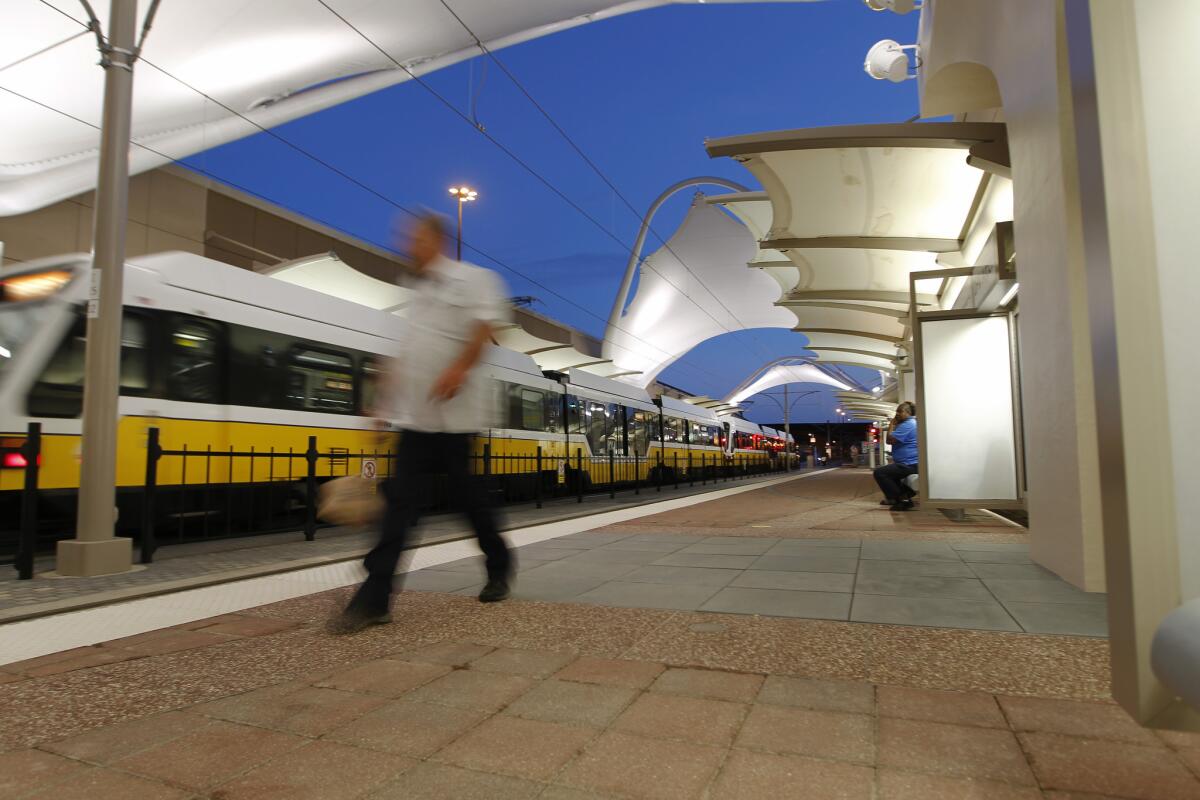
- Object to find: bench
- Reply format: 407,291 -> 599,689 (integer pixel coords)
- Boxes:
903,473 -> 920,495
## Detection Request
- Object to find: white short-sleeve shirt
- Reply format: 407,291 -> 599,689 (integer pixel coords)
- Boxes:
380,256 -> 510,433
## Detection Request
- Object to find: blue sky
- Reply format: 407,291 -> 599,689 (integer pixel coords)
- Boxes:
183,0 -> 919,423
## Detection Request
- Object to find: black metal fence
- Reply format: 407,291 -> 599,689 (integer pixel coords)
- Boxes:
2,424 -> 787,576
1,422 -> 41,579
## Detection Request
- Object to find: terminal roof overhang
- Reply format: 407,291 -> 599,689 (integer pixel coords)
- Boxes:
1,0 -> 807,217
703,121 -> 1007,376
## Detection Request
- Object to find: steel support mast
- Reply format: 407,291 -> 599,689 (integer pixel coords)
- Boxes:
57,0 -> 140,576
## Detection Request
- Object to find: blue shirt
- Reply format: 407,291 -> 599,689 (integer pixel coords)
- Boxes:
890,418 -> 918,466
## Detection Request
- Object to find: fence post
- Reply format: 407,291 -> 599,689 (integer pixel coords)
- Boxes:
140,426 -> 160,565
634,451 -> 640,495
689,453 -> 695,487
674,452 -> 679,489
576,448 -> 583,504
608,450 -> 615,499
14,422 -> 41,580
484,443 -> 491,477
535,446 -> 543,509
304,435 -> 318,541
656,453 -> 662,493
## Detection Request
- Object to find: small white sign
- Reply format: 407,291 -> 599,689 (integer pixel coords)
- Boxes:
86,269 -> 102,319
361,459 -> 377,479
557,460 -> 566,484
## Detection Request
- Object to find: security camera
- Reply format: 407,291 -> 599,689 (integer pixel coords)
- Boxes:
864,39 -> 918,82
863,0 -> 919,13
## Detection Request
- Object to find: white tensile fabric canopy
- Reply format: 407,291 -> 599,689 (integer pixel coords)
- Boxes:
602,193 -> 795,387
703,122 -> 1008,379
0,0 -> 803,216
723,361 -> 852,406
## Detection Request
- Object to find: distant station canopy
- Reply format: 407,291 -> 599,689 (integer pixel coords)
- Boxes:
0,1 -> 810,217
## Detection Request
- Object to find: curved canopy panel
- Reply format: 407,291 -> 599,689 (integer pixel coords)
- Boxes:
807,349 -> 898,373
707,193 -> 801,296
724,360 -> 852,406
1,0 -> 804,215
604,194 -> 795,387
705,122 -> 1007,373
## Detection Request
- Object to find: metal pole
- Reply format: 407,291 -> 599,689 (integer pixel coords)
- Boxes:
783,383 -> 790,472
15,422 -> 41,580
304,436 -> 318,541
535,446 -> 543,509
605,177 -> 748,338
59,0 -> 139,576
140,427 -> 159,565
456,198 -> 463,260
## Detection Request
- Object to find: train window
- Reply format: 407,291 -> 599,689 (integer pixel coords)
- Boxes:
544,393 -> 563,433
361,358 -> 384,414
566,395 -> 585,434
631,411 -> 651,457
505,383 -> 545,431
286,348 -> 355,414
168,318 -> 221,403
662,416 -> 680,444
28,314 -> 150,417
585,400 -> 608,455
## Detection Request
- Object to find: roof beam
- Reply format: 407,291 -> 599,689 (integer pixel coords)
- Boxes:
781,289 -> 937,306
767,236 -> 961,253
781,301 -> 909,320
705,122 -> 1007,158
793,328 -> 904,344
807,347 -> 899,362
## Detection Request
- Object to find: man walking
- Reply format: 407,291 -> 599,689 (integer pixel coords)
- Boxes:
331,214 -> 513,634
874,401 -> 919,511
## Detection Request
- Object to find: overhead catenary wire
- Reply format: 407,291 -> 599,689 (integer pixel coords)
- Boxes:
10,2 -> 791,392
5,4 -> 734,388
1,77 -> 729,389
311,0 -> 740,341
432,0 -> 785,370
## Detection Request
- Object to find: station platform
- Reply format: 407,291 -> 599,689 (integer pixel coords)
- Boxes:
0,468 -> 800,624
2,470 -> 1198,799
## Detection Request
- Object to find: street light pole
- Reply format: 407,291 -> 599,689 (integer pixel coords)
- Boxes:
448,186 -> 478,261
59,0 -> 141,577
457,198 -> 463,260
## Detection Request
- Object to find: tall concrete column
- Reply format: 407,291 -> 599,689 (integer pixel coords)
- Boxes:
57,0 -> 138,576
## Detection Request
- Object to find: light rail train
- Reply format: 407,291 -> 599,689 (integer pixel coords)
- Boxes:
0,252 -> 791,550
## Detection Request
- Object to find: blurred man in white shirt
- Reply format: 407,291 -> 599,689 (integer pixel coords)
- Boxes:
331,214 -> 513,634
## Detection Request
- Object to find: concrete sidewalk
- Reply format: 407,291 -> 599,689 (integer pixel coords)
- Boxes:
0,469 -> 803,623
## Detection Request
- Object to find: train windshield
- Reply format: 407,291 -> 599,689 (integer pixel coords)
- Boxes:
0,269 -> 74,378
0,303 -> 54,377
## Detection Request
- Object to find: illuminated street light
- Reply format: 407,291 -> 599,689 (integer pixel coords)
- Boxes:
448,185 -> 478,260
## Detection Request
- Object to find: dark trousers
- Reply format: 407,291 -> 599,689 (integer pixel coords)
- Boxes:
873,462 -> 919,503
348,431 -> 510,615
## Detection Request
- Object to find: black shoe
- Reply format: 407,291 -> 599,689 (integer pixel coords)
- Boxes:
326,610 -> 392,635
890,499 -> 914,512
478,579 -> 511,603
879,498 -> 893,506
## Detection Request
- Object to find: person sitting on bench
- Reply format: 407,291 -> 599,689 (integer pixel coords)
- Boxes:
874,401 -> 919,511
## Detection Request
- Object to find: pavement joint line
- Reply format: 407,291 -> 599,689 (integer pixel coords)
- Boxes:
0,470 -> 821,665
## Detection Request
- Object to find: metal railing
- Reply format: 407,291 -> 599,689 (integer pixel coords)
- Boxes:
3,426 -> 788,575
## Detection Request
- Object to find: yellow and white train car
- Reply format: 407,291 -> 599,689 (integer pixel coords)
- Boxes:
0,250 -> 783,551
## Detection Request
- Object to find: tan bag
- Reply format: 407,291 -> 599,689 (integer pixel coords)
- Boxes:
317,476 -> 384,527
